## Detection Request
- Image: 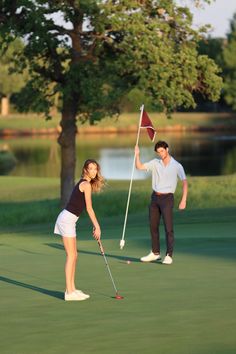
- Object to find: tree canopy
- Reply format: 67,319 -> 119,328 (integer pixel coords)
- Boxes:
223,13 -> 236,110
0,1 -> 222,116
0,38 -> 25,94
0,37 -> 28,114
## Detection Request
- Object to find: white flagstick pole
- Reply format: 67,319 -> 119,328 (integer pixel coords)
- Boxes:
120,104 -> 144,250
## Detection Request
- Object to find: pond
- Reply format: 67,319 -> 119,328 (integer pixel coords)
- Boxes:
1,131 -> 236,179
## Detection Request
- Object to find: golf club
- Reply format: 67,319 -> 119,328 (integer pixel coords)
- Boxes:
97,239 -> 124,300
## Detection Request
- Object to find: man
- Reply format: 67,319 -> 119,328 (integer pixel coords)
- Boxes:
135,141 -> 188,265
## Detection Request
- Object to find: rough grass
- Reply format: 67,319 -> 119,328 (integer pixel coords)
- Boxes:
0,175 -> 235,228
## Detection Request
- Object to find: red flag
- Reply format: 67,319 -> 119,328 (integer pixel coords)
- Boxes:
140,110 -> 156,141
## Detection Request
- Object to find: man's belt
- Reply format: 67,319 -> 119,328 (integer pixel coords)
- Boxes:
154,192 -> 173,196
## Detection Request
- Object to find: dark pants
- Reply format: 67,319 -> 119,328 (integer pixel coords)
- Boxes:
149,192 -> 174,256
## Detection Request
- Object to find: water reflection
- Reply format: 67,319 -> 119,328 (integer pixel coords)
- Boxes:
99,148 -> 148,180
1,132 -> 236,179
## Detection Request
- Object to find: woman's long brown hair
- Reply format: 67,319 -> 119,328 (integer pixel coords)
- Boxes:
81,159 -> 105,192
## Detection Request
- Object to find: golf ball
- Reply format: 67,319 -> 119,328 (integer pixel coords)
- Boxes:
127,260 -> 131,264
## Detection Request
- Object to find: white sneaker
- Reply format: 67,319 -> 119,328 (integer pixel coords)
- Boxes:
162,255 -> 173,265
64,291 -> 88,301
75,289 -> 90,299
140,251 -> 161,262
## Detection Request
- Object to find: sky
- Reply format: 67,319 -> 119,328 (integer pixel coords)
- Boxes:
179,0 -> 236,37
53,1 -> 236,38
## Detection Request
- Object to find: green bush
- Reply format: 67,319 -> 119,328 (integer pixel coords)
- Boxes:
0,150 -> 17,175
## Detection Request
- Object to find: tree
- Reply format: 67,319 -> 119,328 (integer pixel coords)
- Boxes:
191,37 -> 225,112
223,13 -> 236,110
0,0 -> 222,206
198,37 -> 224,67
0,37 -> 27,115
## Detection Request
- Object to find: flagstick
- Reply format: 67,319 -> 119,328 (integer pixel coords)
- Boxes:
120,104 -> 144,250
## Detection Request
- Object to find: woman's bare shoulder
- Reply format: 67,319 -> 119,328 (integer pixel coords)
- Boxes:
79,180 -> 91,192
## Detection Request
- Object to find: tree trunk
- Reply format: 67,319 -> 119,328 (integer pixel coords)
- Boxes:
58,99 -> 77,207
1,96 -> 9,116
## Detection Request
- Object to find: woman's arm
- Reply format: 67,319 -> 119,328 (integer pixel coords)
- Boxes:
82,181 -> 101,239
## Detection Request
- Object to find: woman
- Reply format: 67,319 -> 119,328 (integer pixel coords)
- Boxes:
54,159 -> 105,301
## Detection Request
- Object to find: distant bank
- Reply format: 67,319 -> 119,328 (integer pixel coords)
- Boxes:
0,112 -> 235,136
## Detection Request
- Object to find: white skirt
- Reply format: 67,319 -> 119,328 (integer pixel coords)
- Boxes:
54,209 -> 79,238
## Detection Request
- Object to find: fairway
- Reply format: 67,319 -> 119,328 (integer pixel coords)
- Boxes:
1,214 -> 236,354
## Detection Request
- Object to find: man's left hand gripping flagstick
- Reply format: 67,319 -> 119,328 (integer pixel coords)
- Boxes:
119,105 -> 156,250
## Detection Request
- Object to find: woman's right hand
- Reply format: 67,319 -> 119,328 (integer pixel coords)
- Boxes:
93,225 -> 101,240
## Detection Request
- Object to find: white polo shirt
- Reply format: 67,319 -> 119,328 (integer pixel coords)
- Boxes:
144,157 -> 186,193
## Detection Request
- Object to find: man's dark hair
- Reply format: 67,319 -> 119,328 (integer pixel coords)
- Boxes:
154,141 -> 169,151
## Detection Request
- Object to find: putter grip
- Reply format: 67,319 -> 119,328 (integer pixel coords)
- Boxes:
98,240 -> 104,254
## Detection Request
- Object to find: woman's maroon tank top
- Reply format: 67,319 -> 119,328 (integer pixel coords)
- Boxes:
65,179 -> 86,217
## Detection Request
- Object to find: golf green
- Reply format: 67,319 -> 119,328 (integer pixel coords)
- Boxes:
0,216 -> 236,354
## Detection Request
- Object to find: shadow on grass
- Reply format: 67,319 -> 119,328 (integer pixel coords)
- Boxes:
45,242 -> 142,263
0,276 -> 64,300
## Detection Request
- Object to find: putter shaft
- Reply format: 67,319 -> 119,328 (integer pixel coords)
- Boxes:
97,240 -> 119,295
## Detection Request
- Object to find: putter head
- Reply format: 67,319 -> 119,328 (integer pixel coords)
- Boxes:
120,239 -> 125,250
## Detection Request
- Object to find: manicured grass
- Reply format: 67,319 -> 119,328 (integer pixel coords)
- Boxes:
0,112 -> 236,132
0,212 -> 236,354
93,111 -> 236,130
0,176 -> 60,202
0,113 -> 60,130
